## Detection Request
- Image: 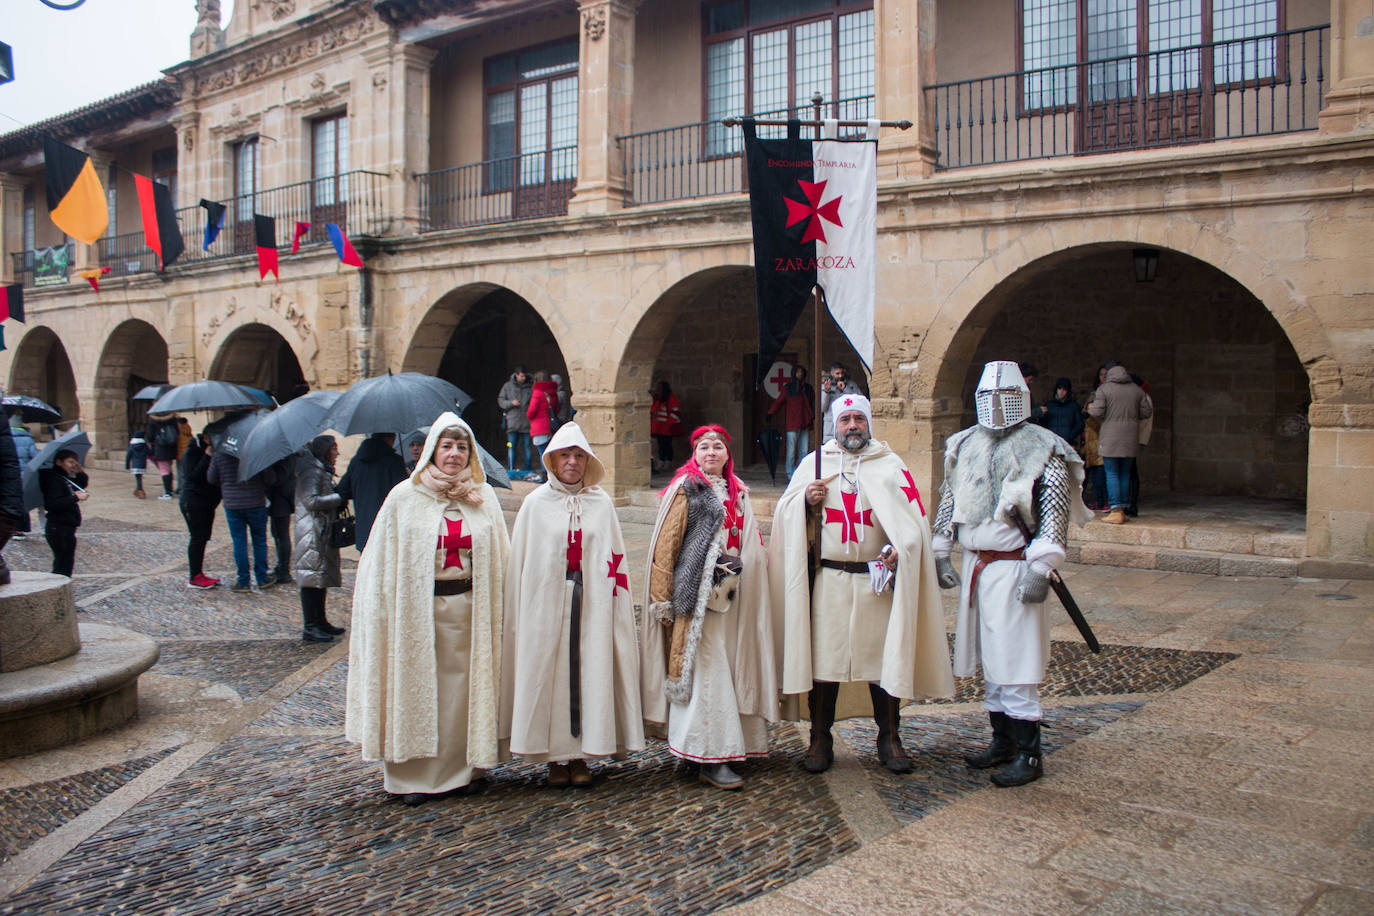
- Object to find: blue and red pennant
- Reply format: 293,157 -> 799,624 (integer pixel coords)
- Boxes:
326,223 -> 363,268
200,199 -> 226,250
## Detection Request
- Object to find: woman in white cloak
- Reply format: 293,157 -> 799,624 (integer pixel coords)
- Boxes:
640,425 -> 778,791
345,413 -> 510,806
501,422 -> 645,787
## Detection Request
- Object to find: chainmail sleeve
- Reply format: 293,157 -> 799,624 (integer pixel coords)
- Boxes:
1035,454 -> 1072,549
933,478 -> 956,541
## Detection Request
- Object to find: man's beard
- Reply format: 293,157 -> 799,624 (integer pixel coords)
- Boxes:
841,430 -> 869,453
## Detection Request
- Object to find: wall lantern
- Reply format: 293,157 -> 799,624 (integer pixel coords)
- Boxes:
1132,248 -> 1159,283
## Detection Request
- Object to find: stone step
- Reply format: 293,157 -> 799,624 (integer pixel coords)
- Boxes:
1065,541 -> 1299,577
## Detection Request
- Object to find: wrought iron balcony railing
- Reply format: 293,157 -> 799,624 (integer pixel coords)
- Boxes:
619,96 -> 875,207
7,242 -> 75,289
927,25 -> 1328,170
417,147 -> 578,232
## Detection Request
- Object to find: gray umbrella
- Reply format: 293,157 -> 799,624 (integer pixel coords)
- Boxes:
22,428 -> 92,511
237,391 -> 342,482
323,371 -> 473,437
149,380 -> 261,414
131,384 -> 173,402
1,395 -> 62,424
203,409 -> 269,458
409,426 -> 511,490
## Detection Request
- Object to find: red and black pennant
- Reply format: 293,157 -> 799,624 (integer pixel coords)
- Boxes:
135,174 -> 184,269
0,284 -> 22,323
254,214 -> 278,281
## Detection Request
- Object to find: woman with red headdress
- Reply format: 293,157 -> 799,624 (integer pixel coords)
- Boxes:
640,425 -> 778,790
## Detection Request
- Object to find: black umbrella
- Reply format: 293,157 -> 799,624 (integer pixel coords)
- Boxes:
237,391 -> 342,482
323,372 -> 473,437
22,428 -> 92,510
149,380 -> 261,414
1,395 -> 61,424
204,409 -> 270,459
757,425 -> 782,481
131,384 -> 173,402
409,426 -> 511,490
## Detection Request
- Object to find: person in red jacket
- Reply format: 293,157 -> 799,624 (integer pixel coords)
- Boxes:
768,365 -> 815,476
526,370 -> 560,479
649,381 -> 682,473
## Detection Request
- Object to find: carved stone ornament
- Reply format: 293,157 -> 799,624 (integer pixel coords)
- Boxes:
261,0 -> 297,21
583,6 -> 606,40
195,13 -> 376,97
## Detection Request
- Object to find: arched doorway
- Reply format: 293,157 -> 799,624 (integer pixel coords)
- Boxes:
617,266 -> 864,481
939,243 -> 1309,504
93,319 -> 169,453
209,323 -> 308,404
403,285 -> 568,460
7,326 -> 79,436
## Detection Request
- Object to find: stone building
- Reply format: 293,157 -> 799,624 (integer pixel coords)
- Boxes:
0,0 -> 1371,571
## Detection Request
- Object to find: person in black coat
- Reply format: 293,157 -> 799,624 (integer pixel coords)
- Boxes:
336,432 -> 407,553
40,448 -> 89,578
0,421 -> 24,585
180,432 -> 223,588
267,457 -> 297,585
1041,377 -> 1085,447
145,414 -> 182,499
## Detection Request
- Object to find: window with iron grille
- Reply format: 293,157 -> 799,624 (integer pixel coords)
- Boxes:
703,0 -> 874,156
234,138 -> 260,221
484,39 -> 578,194
1019,0 -> 1281,111
152,146 -> 177,208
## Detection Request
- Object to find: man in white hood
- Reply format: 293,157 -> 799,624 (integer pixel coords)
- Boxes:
501,422 -> 645,787
770,394 -> 954,776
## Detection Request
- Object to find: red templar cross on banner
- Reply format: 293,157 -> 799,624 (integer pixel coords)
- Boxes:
824,489 -> 873,543
438,518 -> 472,569
768,365 -> 789,392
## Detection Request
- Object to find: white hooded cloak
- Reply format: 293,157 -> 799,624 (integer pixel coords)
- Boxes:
500,423 -> 645,760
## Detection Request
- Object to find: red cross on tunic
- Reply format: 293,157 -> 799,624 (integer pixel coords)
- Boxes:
438,518 -> 472,569
723,500 -> 743,552
769,366 -> 790,392
900,469 -> 926,516
607,552 -> 628,595
566,528 -> 583,572
824,489 -> 873,543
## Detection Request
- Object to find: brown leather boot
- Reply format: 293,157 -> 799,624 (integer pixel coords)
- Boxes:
870,684 -> 915,774
803,681 -> 840,773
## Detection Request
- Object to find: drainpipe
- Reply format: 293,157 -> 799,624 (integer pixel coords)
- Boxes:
358,265 -> 373,379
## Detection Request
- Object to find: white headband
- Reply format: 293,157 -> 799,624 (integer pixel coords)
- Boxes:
830,392 -> 872,430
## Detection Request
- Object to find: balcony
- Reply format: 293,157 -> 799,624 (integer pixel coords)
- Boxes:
927,25 -> 1328,170
417,147 -> 577,232
619,96 -> 874,207
8,242 -> 75,289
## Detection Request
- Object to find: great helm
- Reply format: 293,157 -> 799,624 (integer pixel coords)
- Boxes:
974,360 -> 1031,431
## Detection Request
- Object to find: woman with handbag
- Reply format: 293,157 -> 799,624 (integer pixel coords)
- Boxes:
293,435 -> 348,642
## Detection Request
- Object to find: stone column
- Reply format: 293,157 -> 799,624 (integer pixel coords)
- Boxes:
1305,398 -> 1374,572
873,0 -> 938,180
574,387 -> 652,500
364,43 -> 435,236
172,112 -> 202,210
1319,0 -> 1374,134
567,0 -> 637,217
0,172 -> 24,284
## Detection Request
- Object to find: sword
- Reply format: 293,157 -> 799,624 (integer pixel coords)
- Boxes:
1008,507 -> 1101,653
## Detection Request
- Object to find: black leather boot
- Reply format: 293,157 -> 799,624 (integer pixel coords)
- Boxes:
991,718 -> 1043,787
319,615 -> 345,636
803,681 -> 840,773
302,602 -> 335,643
870,684 -> 915,774
965,711 -> 1017,769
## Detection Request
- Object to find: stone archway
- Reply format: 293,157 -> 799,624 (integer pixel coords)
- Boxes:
7,326 -> 79,435
402,284 -> 569,460
93,319 -> 169,454
614,265 -> 864,487
209,323 -> 308,403
936,243 -> 1310,503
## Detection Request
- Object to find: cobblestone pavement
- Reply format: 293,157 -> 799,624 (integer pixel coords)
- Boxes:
0,470 -> 1371,914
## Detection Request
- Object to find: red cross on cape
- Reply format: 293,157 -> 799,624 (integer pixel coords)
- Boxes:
900,469 -> 925,516
824,489 -> 873,543
607,552 -> 628,595
438,517 -> 472,569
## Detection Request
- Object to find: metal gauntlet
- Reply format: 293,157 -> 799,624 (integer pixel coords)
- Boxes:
932,479 -> 956,541
1036,455 -> 1072,549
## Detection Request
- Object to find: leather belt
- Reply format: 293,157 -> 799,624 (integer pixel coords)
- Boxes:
819,559 -> 871,575
969,548 -> 1026,597
566,569 -> 583,738
434,578 -> 473,597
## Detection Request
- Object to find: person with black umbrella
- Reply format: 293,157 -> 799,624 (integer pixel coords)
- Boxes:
336,433 -> 408,554
180,429 -> 223,590
267,457 -> 297,586
40,449 -> 89,578
0,419 -> 24,585
294,436 -> 347,642
208,445 -> 276,591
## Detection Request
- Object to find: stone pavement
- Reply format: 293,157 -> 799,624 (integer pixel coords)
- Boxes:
0,469 -> 1371,914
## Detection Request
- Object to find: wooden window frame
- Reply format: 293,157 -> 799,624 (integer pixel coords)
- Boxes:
481,37 -> 579,196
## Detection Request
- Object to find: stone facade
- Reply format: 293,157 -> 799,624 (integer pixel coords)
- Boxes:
0,0 -> 1371,566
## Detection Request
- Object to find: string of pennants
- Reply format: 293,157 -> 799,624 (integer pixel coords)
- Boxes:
39,136 -> 365,294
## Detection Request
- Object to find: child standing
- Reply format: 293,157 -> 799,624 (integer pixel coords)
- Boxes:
126,433 -> 150,499
40,449 -> 89,578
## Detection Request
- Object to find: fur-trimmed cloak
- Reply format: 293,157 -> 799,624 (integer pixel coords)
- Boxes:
345,413 -> 510,766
